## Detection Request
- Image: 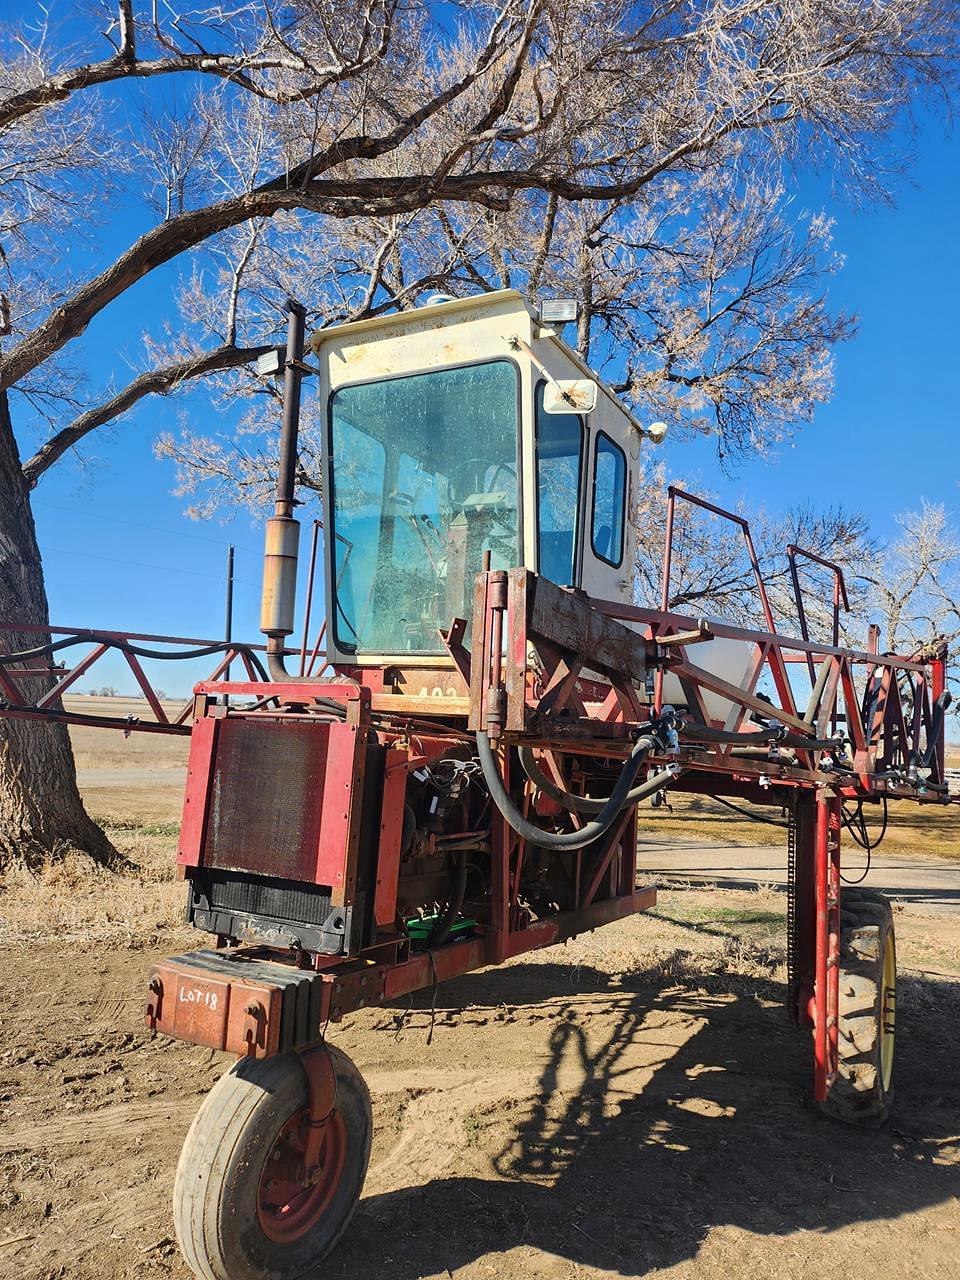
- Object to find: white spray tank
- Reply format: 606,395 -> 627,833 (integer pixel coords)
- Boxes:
659,629 -> 760,725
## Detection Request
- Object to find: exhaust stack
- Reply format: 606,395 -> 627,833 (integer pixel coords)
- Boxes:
260,299 -> 306,675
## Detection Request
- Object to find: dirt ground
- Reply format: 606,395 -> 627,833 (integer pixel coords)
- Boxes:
0,708 -> 959,1279
2,871 -> 959,1280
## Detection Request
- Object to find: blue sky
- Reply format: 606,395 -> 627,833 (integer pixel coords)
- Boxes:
9,11 -> 960,696
677,117 -> 960,525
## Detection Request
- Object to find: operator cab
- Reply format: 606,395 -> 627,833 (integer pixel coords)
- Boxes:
312,289 -> 652,664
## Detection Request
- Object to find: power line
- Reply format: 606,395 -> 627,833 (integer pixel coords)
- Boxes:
36,502 -> 252,549
42,543 -> 256,585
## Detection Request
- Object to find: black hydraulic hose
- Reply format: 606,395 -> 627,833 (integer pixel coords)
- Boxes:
517,723 -> 841,815
517,745 -> 679,814
680,721 -> 843,752
843,796 -> 888,851
840,796 -> 888,884
0,633 -> 268,676
428,850 -> 469,947
0,633 -> 350,718
680,722 -> 783,746
778,731 -> 845,750
478,730 -> 672,850
711,795 -> 790,828
915,777 -> 950,793
914,690 -> 953,770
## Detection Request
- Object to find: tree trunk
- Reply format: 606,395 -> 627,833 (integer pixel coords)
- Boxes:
0,387 -> 118,870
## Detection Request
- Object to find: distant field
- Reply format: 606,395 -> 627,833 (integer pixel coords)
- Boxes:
65,694 -> 190,767
65,695 -> 189,824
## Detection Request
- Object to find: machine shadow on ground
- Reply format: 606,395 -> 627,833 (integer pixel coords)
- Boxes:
331,959 -> 960,1280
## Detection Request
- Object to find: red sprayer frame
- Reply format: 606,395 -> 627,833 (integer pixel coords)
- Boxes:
1,494 -> 951,1104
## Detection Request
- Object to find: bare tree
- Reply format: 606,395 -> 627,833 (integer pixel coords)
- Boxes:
633,464 -> 877,638
426,180 -> 858,459
864,502 -> 960,659
0,0 -> 956,867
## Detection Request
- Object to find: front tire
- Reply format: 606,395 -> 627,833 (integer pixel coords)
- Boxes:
173,1045 -> 372,1280
821,888 -> 896,1128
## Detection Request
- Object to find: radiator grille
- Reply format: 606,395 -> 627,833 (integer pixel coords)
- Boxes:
202,719 -> 331,881
193,870 -> 333,926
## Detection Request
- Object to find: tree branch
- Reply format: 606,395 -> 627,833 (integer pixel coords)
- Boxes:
21,341 -> 271,486
0,1 -> 396,131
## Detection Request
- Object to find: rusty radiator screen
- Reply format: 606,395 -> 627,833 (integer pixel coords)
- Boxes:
201,719 -> 333,883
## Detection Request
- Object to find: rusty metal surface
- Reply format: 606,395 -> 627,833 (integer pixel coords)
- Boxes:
146,878 -> 660,1054
373,750 -> 410,930
176,716 -> 219,871
787,543 -> 850,685
528,573 -> 649,683
298,1041 -> 339,1169
146,957 -> 285,1058
200,719 -> 340,882
319,721 -> 368,906
146,950 -> 332,1056
813,795 -> 842,1101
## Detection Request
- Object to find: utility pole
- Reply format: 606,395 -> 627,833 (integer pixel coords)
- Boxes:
224,543 -> 235,692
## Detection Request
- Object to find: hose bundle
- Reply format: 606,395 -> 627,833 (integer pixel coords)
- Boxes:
476,710 -> 681,851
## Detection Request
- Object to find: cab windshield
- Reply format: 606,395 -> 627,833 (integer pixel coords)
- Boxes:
329,360 -> 519,653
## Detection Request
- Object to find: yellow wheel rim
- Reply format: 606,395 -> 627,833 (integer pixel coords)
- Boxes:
880,931 -> 896,1093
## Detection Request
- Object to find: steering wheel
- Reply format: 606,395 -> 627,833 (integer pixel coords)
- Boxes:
386,489 -> 417,508
450,459 -> 517,507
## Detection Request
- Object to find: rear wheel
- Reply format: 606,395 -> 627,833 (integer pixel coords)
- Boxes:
173,1045 -> 372,1280
821,887 -> 896,1128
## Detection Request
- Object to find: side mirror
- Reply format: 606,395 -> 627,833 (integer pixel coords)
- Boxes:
542,379 -> 598,415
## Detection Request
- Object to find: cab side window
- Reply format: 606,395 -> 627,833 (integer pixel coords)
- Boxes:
535,384 -> 583,586
591,432 -> 626,567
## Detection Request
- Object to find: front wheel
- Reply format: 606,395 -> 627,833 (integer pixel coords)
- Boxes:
821,888 -> 897,1128
173,1045 -> 372,1280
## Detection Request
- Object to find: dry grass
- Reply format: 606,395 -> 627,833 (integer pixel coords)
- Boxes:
0,821 -> 190,947
643,884 -> 960,981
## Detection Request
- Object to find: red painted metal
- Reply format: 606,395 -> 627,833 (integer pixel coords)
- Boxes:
316,722 -> 366,901
145,957 -> 284,1057
176,715 -> 219,870
123,649 -> 169,723
256,1109 -> 347,1245
193,680 -> 359,702
6,485 -> 953,1124
145,885 -> 659,1055
373,750 -> 409,930
661,487 -> 778,632
298,1042 -> 339,1166
0,705 -> 192,735
35,642 -> 110,708
299,520 -> 322,677
813,793 -> 841,1102
581,808 -> 633,908
787,543 -> 850,687
0,623 -> 281,733
0,622 -> 273,647
257,1041 -> 346,1245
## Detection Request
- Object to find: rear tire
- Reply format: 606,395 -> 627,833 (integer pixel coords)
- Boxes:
173,1045 -> 372,1280
820,887 -> 896,1128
